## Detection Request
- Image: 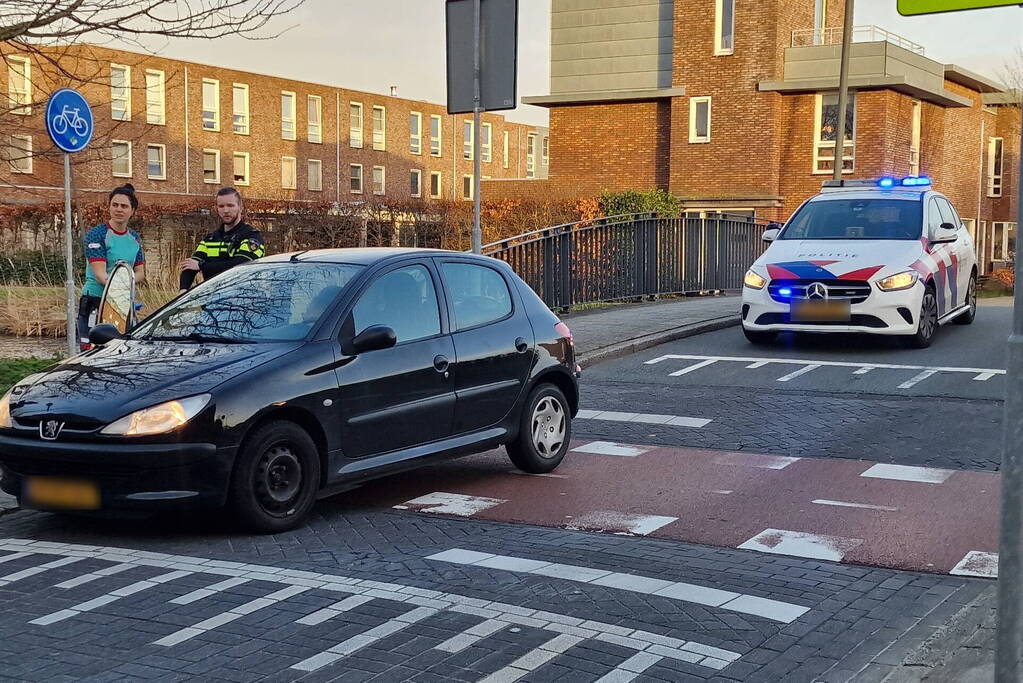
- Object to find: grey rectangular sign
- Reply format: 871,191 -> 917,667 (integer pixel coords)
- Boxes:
446,0 -> 518,114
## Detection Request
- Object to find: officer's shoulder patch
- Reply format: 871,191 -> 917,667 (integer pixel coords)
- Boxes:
88,242 -> 102,249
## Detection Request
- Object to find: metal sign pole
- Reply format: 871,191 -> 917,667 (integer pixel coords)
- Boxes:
471,0 -> 483,254
995,105 -> 1023,682
63,153 -> 76,357
832,0 -> 855,182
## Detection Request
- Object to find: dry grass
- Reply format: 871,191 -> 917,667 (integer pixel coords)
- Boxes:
0,285 -> 178,337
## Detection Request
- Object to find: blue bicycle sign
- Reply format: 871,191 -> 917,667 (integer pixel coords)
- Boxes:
45,88 -> 93,153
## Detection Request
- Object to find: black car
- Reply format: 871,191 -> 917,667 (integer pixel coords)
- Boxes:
0,248 -> 580,532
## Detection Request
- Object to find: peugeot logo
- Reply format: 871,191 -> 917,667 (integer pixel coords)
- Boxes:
807,282 -> 829,300
39,420 -> 64,441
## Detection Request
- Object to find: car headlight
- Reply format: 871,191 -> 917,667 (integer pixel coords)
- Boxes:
100,394 -> 211,436
876,271 -> 919,292
744,270 -> 767,289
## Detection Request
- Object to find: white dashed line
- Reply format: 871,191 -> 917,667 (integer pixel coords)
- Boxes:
950,551 -> 998,578
0,556 -> 83,586
669,359 -> 718,376
897,369 -> 938,390
566,511 -> 677,537
393,492 -> 507,516
812,499 -> 899,512
738,529 -> 864,562
714,452 -> 800,470
577,411 -> 712,428
32,570 -> 193,625
170,577 -> 250,605
860,463 -> 954,484
776,364 -> 821,382
570,441 -> 653,457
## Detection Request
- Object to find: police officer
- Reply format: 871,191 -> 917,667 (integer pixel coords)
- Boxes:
179,187 -> 266,293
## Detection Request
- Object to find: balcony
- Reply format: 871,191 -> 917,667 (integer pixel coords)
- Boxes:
792,26 -> 925,55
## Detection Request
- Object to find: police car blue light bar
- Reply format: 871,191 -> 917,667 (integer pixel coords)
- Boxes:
900,176 -> 931,187
822,176 -> 933,190
878,177 -> 895,188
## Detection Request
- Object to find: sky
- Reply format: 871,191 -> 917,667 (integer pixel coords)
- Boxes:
139,0 -> 1023,127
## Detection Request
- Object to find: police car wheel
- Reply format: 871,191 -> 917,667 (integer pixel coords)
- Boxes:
953,274 -> 977,325
230,420 -> 321,533
742,327 -> 777,345
904,286 -> 938,349
507,383 -> 571,474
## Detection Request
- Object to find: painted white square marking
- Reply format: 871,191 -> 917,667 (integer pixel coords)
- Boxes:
653,582 -> 739,607
738,528 -> 863,562
565,511 -> 677,536
950,551 -> 998,578
720,594 -> 811,623
425,549 -> 496,565
628,413 -> 675,425
570,442 -> 652,457
860,463 -> 954,484
394,492 -> 507,516
591,572 -> 674,595
474,555 -> 553,573
575,409 -> 601,419
591,411 -> 639,421
714,452 -> 800,470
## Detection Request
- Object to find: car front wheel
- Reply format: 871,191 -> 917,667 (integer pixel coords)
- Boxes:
507,383 -> 572,474
904,286 -> 938,349
230,420 -> 321,533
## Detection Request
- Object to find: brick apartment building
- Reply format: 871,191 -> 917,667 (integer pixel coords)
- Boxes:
0,44 -> 550,212
491,0 -> 1019,274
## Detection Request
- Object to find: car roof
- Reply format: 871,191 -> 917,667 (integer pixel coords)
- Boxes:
808,189 -> 931,203
259,247 -> 471,266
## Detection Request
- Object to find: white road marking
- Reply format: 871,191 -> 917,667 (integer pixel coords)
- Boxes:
746,361 -> 769,368
738,529 -> 864,562
714,452 -> 800,470
566,511 -> 678,537
436,618 -> 506,653
897,369 -> 938,389
426,548 -> 808,623
292,607 -> 440,671
571,441 -> 653,457
54,562 -> 134,589
296,595 -> 375,626
32,570 -> 192,625
950,551 -> 998,578
577,411 -> 712,428
170,577 -> 250,605
860,463 -> 954,485
0,551 -> 32,565
393,492 -> 507,516
669,359 -> 718,376
854,367 -> 875,375
508,470 -> 568,479
480,634 -> 583,683
812,499 -> 899,512
156,584 -> 314,645
0,556 -> 82,586
974,372 -> 998,381
595,652 -> 663,682
776,364 -> 821,382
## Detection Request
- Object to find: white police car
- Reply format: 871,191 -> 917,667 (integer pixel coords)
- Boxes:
741,177 -> 977,348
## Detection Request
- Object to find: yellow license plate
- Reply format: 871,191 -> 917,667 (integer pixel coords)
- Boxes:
791,300 -> 851,322
24,477 -> 100,510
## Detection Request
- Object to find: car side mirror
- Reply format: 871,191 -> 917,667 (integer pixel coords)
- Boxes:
762,226 -> 780,243
351,325 -> 397,354
933,222 -> 959,244
88,323 -> 125,346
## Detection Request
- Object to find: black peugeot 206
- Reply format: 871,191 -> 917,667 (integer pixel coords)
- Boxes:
0,248 -> 580,532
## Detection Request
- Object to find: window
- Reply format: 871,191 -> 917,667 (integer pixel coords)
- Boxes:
350,164 -> 363,194
410,112 -> 422,155
430,114 -> 442,156
112,140 -> 132,177
542,136 -> 549,167
481,123 -> 492,162
813,93 -> 855,174
233,152 -> 250,185
441,263 -> 512,330
202,78 -> 220,131
4,135 -> 32,173
145,69 -> 165,125
350,102 -> 363,148
783,198 -> 922,241
110,64 -> 131,121
232,84 -> 250,134
689,97 -> 711,143
462,174 -> 473,201
994,222 -> 1017,261
147,144 -> 166,180
463,120 -> 474,160
503,131 -> 509,169
715,0 -> 735,55
813,0 -> 827,44
910,100 -> 921,176
372,106 -> 386,150
308,159 -> 323,191
526,133 -> 537,178
307,95 -> 322,143
988,137 -> 1004,198
430,171 -> 442,199
351,265 -> 441,344
202,149 -> 220,184
281,91 -> 296,140
410,169 -> 422,198
281,156 -> 297,189
7,56 -> 31,115
372,165 -> 385,195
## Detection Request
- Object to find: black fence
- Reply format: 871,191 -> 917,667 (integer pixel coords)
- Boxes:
482,213 -> 771,309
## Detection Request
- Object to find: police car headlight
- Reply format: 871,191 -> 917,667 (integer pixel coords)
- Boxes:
101,394 -> 211,436
743,270 -> 767,289
876,271 -> 919,292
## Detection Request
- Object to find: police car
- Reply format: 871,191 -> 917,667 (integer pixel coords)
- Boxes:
741,177 -> 977,348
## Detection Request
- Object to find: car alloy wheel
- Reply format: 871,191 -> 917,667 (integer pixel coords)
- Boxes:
254,444 -> 303,516
531,395 -> 566,458
919,289 -> 938,341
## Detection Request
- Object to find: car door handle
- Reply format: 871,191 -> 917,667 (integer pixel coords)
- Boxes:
433,355 -> 449,374
514,337 -> 529,353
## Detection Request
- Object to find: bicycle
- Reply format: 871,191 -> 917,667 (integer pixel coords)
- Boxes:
50,105 -> 89,137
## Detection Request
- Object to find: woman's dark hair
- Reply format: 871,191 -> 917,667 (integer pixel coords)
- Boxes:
109,183 -> 139,211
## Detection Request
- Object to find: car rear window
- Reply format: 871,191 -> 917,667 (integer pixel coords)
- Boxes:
781,198 -> 923,240
441,262 -> 513,330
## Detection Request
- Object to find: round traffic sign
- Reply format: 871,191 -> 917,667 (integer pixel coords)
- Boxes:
45,88 -> 94,153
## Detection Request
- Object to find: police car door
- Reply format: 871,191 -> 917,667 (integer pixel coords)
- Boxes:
937,198 -> 975,306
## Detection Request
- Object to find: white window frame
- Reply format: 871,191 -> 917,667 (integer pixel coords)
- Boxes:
112,140 -> 133,178
372,165 -> 386,195
542,136 -> 549,167
813,93 -> 856,175
232,83 -> 250,135
410,168 -> 422,198
308,158 -> 323,191
350,163 -> 363,194
372,105 -> 386,151
430,114 -> 443,156
463,120 -> 474,160
7,56 -> 31,115
147,143 -> 167,180
307,95 -> 322,144
526,133 -> 537,178
481,122 -> 492,163
6,134 -> 32,174
910,100 -> 921,177
689,97 -> 712,143
201,78 -> 220,131
410,111 -> 423,155
110,64 -> 131,121
430,170 -> 442,199
232,151 -> 250,186
813,0 -> 827,44
462,174 -> 474,201
145,69 -> 166,125
281,155 -> 297,189
350,102 -> 364,148
503,131 -> 509,169
987,136 -> 1004,198
714,0 -> 735,56
202,148 -> 221,184
281,91 -> 297,140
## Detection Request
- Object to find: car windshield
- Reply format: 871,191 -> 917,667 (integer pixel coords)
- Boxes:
132,262 -> 364,342
780,198 -> 923,240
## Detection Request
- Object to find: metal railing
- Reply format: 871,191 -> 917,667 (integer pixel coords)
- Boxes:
791,25 -> 925,54
482,213 -> 771,309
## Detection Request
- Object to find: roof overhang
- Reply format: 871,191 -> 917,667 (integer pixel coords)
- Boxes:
944,65 -> 1004,93
983,90 -> 1022,106
758,76 -> 973,107
522,87 -> 685,107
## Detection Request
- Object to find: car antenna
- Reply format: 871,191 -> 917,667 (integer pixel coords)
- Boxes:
290,250 -> 310,262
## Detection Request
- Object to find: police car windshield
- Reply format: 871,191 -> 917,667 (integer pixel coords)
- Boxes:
132,262 -> 364,342
780,198 -> 922,241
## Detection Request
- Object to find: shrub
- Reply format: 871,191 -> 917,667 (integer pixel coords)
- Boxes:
598,189 -> 682,218
991,268 -> 1015,290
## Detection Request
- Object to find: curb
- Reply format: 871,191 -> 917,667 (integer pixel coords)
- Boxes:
577,315 -> 739,369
